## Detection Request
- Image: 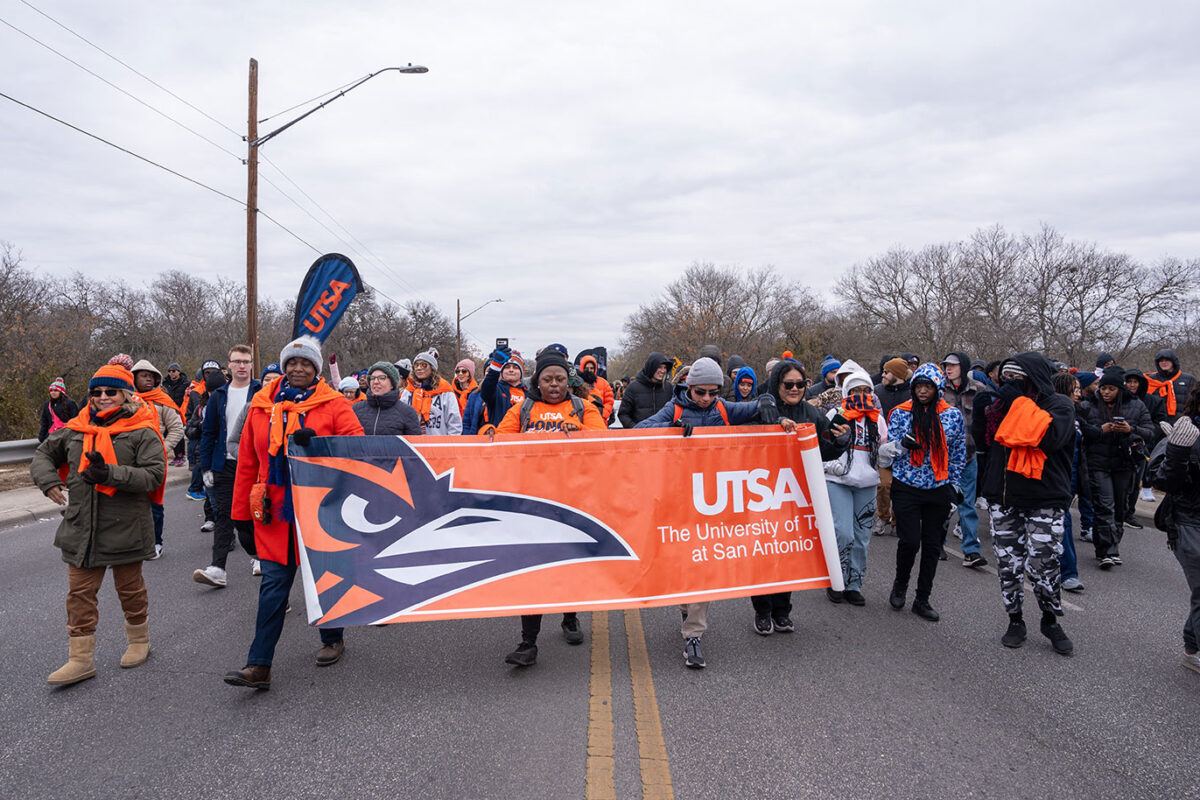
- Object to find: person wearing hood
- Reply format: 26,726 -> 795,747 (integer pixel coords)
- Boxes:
39,378 -> 80,443
618,352 -> 674,429
750,359 -> 851,630
183,360 -> 223,501
30,364 -> 167,685
132,360 -> 186,559
886,363 -> 966,622
401,351 -> 462,435
722,354 -> 747,400
941,352 -> 989,569
732,366 -> 757,401
224,336 -> 364,691
806,356 -> 841,400
578,354 -> 615,423
1144,349 -> 1195,424
1150,388 -> 1200,677
1125,368 -> 1166,506
698,345 -> 722,370
194,345 -> 261,588
1078,366 -> 1153,570
478,346 -> 527,435
494,350 -> 606,669
1095,353 -> 1115,377
823,369 -> 888,606
355,361 -> 422,436
452,359 -> 478,416
979,353 -> 1077,655
637,357 -> 780,667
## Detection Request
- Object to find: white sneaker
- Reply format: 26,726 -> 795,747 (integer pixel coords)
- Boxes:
200,520 -> 215,532
1140,488 -> 1156,502
952,524 -> 963,541
147,544 -> 163,561
193,565 -> 227,587
1184,651 -> 1200,675
250,559 -> 262,577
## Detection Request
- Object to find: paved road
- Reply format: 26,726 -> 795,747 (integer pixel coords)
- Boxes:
0,485 -> 1196,799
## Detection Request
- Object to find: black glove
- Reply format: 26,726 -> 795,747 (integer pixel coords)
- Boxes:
997,381 -> 1024,405
755,394 -> 779,424
672,419 -> 694,437
81,450 -> 110,484
901,433 -> 920,450
291,427 -> 317,447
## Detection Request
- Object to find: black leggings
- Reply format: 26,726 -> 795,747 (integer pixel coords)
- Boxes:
891,481 -> 952,601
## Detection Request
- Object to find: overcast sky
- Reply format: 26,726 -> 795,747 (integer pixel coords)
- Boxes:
3,1 -> 1199,358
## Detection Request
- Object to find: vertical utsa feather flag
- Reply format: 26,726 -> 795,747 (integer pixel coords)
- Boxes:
292,253 -> 365,343
287,425 -> 841,628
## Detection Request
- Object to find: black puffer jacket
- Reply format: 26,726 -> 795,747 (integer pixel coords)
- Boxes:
354,389 -> 422,436
1123,368 -> 1166,441
756,361 -> 849,462
618,352 -> 673,429
39,395 -> 80,442
1147,348 -> 1196,423
1078,387 -> 1154,472
979,352 -> 1076,510
1153,425 -> 1200,530
874,380 -> 911,420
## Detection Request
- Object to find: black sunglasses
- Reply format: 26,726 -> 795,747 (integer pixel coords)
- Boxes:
691,387 -> 721,397
781,380 -> 805,390
90,388 -> 123,397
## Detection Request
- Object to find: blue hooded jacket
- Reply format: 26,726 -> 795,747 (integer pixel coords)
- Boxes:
732,367 -> 757,401
635,383 -> 761,429
887,363 -> 966,490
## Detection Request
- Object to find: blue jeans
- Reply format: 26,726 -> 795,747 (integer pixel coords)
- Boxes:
827,481 -> 876,592
247,558 -> 343,667
151,502 -> 164,546
1078,495 -> 1094,533
1060,501 -> 1079,580
957,456 -> 980,555
187,440 -> 205,494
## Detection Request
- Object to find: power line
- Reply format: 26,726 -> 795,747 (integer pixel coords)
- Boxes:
257,74 -> 370,124
16,0 -> 241,137
0,90 -> 319,253
1,15 -> 243,161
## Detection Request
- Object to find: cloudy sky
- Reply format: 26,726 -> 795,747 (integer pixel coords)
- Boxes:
3,1 -> 1198,358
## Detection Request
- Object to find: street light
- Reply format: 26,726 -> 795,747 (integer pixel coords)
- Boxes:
244,61 -> 428,368
457,298 -> 503,364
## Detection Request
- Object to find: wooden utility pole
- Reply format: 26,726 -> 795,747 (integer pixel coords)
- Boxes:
455,298 -> 461,365
246,58 -> 260,370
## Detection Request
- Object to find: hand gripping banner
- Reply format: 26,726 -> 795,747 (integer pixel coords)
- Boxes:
291,252 -> 365,343
287,425 -> 842,628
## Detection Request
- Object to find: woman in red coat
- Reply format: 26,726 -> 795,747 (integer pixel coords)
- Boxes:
224,337 -> 364,691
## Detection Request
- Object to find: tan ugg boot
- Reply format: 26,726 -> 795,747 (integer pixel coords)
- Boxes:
47,635 -> 97,686
120,622 -> 150,668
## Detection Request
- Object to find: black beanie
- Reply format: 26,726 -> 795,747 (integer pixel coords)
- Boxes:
533,350 -> 570,385
1098,366 -> 1125,389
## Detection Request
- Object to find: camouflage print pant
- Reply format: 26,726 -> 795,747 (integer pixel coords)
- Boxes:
988,505 -> 1064,617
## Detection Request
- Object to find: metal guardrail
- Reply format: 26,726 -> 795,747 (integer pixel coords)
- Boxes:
0,439 -> 38,465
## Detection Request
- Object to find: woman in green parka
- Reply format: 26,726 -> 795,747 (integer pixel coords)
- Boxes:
30,364 -> 167,686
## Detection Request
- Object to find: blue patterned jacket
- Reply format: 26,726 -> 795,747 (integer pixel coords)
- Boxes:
887,363 -> 966,490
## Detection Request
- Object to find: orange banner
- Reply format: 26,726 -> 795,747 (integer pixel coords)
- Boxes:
288,425 -> 841,627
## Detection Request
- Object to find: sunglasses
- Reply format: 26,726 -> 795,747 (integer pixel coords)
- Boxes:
90,388 -> 123,397
691,387 -> 721,397
454,368 -> 471,374
781,380 -> 805,390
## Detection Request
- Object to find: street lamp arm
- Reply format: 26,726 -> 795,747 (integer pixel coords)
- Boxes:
249,64 -> 428,148
460,298 -> 503,322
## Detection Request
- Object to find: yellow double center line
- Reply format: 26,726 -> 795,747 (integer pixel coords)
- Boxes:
586,610 -> 674,800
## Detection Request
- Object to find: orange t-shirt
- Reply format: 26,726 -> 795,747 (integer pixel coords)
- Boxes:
495,397 -> 607,433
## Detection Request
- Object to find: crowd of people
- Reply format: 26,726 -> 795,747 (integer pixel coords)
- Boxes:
28,336 -> 1200,688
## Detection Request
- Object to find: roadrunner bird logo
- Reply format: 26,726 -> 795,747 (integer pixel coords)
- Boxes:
288,436 -> 636,627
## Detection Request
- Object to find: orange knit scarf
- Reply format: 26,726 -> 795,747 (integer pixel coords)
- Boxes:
62,401 -> 166,503
1144,370 -> 1180,417
250,377 -> 345,456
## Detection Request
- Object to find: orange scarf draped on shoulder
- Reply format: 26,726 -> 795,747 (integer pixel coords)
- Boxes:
454,376 -> 478,414
406,376 -> 454,424
250,377 -> 345,456
994,396 -> 1052,479
895,398 -> 951,481
60,400 -> 166,503
137,386 -> 183,419
1144,370 -> 1180,417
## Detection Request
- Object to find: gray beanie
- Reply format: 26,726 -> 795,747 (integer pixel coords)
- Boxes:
280,335 -> 323,374
686,357 -> 724,387
414,350 -> 439,372
368,360 -> 401,390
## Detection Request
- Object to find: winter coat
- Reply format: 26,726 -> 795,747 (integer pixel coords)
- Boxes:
756,360 -> 850,462
887,363 -> 967,491
198,380 -> 262,472
1078,391 -> 1154,472
161,373 -> 190,408
978,352 -> 1076,510
1144,349 -> 1195,422
1152,422 -> 1200,529
39,395 -> 80,442
232,381 -> 364,565
30,401 -> 166,567
401,377 -> 463,435
874,380 -> 911,420
462,389 -> 485,435
1124,368 -> 1166,440
635,384 -> 761,429
354,389 -> 423,436
941,351 -> 985,460
130,359 -> 186,450
731,367 -> 758,402
479,368 -> 526,434
618,352 -> 674,429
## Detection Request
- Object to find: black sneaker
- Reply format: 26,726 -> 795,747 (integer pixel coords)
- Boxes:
1098,556 -> 1114,570
684,637 -> 705,669
1124,517 -> 1143,530
1041,620 -> 1074,656
772,616 -> 795,633
561,617 -> 584,645
1079,529 -> 1093,542
889,584 -> 906,610
962,553 -> 988,569
911,599 -> 940,622
753,615 -> 774,636
1001,619 -> 1027,648
843,590 -> 865,606
504,641 -> 538,667
826,588 -> 845,604
938,549 -> 948,561
1109,554 -> 1123,565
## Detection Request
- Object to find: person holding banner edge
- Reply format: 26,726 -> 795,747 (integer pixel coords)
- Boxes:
224,336 -> 365,691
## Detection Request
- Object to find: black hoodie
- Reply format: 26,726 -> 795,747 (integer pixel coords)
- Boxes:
618,352 -> 674,429
979,351 -> 1076,509
755,361 -> 849,461
1123,368 -> 1165,438
1147,348 -> 1195,422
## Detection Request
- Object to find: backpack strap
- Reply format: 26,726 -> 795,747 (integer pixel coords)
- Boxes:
518,398 -> 536,432
672,403 -> 683,423
570,395 -> 586,424
716,399 -> 729,425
